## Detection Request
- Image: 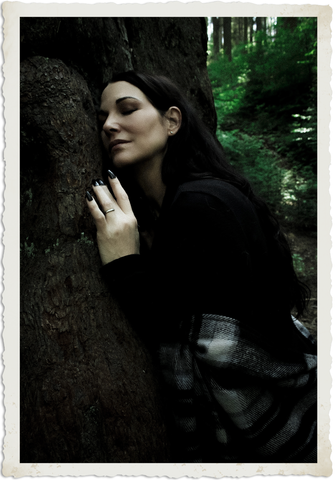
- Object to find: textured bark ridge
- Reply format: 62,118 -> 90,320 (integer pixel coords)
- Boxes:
20,18 -> 216,462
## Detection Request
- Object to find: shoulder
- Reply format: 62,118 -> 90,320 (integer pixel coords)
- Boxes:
159,179 -> 261,253
171,178 -> 253,213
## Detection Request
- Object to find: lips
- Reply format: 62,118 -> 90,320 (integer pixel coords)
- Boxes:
109,139 -> 130,153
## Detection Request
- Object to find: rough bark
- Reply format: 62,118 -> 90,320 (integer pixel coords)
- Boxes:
20,56 -> 169,463
20,18 -> 216,462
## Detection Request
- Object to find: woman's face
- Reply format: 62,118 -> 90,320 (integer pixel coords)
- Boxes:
99,81 -> 169,170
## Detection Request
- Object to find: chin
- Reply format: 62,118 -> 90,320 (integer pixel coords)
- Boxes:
112,151 -> 146,168
110,155 -> 137,171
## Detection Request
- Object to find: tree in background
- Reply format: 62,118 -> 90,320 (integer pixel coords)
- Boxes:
210,17 -> 251,60
223,17 -> 232,61
243,18 -> 248,44
249,17 -> 254,43
211,17 -> 222,59
20,17 -> 216,463
256,17 -> 266,33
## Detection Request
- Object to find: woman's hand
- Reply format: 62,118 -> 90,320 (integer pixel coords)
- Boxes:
86,172 -> 140,265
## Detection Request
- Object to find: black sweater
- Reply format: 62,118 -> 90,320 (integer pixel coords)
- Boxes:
101,178 -> 313,354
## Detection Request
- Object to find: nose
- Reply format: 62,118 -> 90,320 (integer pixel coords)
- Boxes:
102,114 -> 120,137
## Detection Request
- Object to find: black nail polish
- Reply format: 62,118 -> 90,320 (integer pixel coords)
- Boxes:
97,179 -> 104,185
86,191 -> 93,201
107,170 -> 116,179
92,179 -> 99,186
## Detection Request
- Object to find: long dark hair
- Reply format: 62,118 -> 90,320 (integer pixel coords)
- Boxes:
108,71 -> 310,316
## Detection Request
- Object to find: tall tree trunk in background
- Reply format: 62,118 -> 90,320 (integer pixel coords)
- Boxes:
249,17 -> 254,43
244,17 -> 248,44
20,17 -> 216,463
238,17 -> 243,43
212,17 -> 220,58
256,17 -> 263,32
223,17 -> 232,61
219,17 -> 224,51
230,17 -> 237,47
263,17 -> 267,33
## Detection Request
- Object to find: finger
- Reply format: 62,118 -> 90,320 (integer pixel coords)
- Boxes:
107,170 -> 134,216
85,191 -> 107,225
91,182 -> 118,214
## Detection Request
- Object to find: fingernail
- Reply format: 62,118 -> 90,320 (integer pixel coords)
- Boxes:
92,179 -> 99,186
107,170 -> 116,179
97,179 -> 105,185
86,191 -> 93,201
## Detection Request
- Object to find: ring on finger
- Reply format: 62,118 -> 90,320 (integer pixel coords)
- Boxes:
104,208 -> 115,215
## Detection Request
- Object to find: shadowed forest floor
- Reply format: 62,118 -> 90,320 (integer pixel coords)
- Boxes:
287,229 -> 317,340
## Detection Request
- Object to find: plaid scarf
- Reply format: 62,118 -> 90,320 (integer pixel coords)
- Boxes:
159,314 -> 317,463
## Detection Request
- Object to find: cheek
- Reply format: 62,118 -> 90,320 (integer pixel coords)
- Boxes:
137,129 -> 166,155
101,131 -> 109,151
141,117 -> 167,145
139,110 -> 166,135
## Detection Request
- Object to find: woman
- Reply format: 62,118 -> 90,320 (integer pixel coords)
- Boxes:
86,71 -> 317,463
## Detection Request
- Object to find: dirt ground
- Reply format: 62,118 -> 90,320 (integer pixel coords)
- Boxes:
286,229 -> 317,340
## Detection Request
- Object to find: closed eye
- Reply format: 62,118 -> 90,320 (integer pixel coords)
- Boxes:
122,109 -> 137,116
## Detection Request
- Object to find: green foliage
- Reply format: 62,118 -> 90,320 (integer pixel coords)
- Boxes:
208,17 -> 317,162
280,164 -> 317,228
218,130 -> 317,229
292,253 -> 305,275
207,17 -> 317,230
207,43 -> 247,120
292,252 -> 316,281
21,238 -> 36,258
45,238 -> 60,254
217,130 -> 283,212
242,19 -> 316,112
77,232 -> 94,247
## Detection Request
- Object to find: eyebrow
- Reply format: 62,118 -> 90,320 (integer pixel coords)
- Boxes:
115,96 -> 140,104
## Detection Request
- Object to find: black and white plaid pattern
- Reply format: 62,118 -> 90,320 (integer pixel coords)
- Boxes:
159,314 -> 317,463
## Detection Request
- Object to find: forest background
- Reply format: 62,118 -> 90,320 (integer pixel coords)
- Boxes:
206,16 -> 317,338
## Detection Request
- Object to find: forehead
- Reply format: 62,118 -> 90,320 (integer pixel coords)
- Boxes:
100,81 -> 146,107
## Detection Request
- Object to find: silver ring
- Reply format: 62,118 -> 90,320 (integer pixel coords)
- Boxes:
104,208 -> 115,215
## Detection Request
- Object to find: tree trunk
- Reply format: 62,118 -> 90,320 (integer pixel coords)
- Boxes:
244,18 -> 248,45
263,17 -> 267,33
20,17 -> 216,463
219,17 -> 224,51
250,17 -> 254,43
212,17 -> 220,58
223,17 -> 232,61
256,17 -> 263,32
238,17 -> 243,43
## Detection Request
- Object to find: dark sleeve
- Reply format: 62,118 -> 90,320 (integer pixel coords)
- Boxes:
100,254 -> 153,326
100,254 -> 145,291
100,188 -> 263,342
